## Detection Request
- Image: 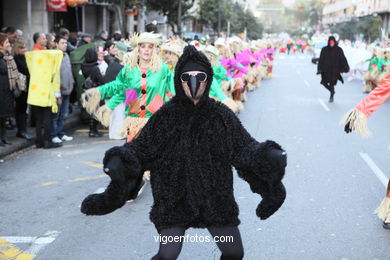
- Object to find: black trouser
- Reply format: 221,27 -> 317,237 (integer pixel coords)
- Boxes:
151,226 -> 244,260
15,91 -> 28,133
0,117 -> 6,140
31,105 -> 52,145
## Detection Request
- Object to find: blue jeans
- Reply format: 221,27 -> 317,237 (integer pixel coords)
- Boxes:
51,95 -> 70,138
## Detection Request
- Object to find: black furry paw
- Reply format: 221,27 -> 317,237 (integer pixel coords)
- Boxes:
80,181 -> 130,216
81,193 -> 118,215
344,121 -> 352,134
256,182 -> 286,220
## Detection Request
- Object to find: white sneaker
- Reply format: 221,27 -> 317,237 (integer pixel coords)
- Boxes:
52,137 -> 62,143
61,135 -> 73,141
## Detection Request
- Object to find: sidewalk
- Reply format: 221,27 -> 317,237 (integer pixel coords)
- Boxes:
0,107 -> 82,159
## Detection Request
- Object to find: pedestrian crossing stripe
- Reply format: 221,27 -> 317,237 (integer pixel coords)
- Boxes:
0,231 -> 59,260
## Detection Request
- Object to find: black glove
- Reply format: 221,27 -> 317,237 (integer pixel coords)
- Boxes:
103,155 -> 127,182
344,121 -> 352,134
257,147 -> 287,220
267,148 -> 287,170
256,182 -> 286,220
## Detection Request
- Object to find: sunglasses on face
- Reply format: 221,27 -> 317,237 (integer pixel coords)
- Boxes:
180,72 -> 207,82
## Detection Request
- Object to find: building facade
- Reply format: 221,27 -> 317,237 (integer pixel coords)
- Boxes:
322,0 -> 390,34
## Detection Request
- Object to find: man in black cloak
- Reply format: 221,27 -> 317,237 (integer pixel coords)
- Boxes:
317,36 -> 350,102
80,45 -> 287,260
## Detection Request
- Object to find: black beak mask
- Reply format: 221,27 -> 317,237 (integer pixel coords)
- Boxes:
188,75 -> 201,98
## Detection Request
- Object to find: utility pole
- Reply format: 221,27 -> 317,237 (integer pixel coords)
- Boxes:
178,0 -> 182,37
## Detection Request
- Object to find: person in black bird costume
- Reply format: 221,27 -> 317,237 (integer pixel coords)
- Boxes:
80,45 -> 287,260
317,36 -> 350,103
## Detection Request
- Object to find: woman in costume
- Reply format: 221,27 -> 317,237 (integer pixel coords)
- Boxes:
341,71 -> 390,230
215,38 -> 248,111
81,32 -> 174,143
80,45 -> 287,260
203,44 -> 239,112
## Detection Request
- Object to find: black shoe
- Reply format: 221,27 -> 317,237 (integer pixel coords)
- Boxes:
89,131 -> 103,138
383,221 -> 390,230
16,131 -> 33,140
43,141 -> 62,149
2,139 -> 12,145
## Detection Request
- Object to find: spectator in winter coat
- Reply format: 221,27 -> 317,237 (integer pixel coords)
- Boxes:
81,48 -> 104,137
51,35 -> 75,144
0,33 -> 15,146
12,40 -> 32,140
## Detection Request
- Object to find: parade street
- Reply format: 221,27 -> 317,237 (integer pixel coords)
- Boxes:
1,53 -> 389,260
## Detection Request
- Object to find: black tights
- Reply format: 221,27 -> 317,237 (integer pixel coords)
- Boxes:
151,226 -> 244,260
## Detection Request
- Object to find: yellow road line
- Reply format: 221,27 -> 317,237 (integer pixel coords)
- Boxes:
81,161 -> 103,169
62,140 -> 119,148
37,161 -> 106,187
0,238 -> 35,260
38,182 -> 60,187
67,174 -> 106,183
75,129 -> 109,133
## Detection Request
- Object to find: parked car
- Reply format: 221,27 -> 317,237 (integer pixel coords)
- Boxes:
311,42 -> 327,64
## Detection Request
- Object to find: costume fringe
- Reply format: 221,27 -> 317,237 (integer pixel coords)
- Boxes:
95,105 -> 112,127
81,88 -> 101,115
235,100 -> 244,111
119,117 -> 149,137
241,91 -> 248,102
340,108 -> 371,137
374,197 -> 390,223
222,98 -> 239,113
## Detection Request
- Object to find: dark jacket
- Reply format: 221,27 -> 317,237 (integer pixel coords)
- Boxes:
104,54 -> 120,66
318,36 -> 350,86
81,48 -> 103,86
0,52 -> 15,118
81,46 -> 287,232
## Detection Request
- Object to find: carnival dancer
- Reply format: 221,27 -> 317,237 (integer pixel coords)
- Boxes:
80,45 -> 287,260
215,38 -> 248,111
81,33 -> 174,200
203,44 -> 239,112
317,36 -> 350,103
265,43 -> 275,78
341,72 -> 390,230
81,32 -> 174,143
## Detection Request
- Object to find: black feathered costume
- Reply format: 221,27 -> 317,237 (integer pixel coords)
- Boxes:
318,36 -> 350,87
81,45 -> 287,233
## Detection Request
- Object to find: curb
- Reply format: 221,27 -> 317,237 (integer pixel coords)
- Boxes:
0,110 -> 82,159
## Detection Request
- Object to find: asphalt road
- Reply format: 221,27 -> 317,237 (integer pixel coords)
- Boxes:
1,52 -> 389,260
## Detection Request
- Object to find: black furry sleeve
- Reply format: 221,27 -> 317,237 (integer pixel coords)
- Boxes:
80,114 -> 160,216
226,109 -> 287,220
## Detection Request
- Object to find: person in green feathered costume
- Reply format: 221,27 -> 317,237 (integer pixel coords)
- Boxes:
81,33 -> 175,142
203,45 -> 239,112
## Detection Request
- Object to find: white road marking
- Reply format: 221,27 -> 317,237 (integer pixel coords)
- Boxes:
318,98 -> 330,111
359,152 -> 389,187
24,230 -> 60,255
1,236 -> 36,243
304,80 -> 310,87
1,230 -> 60,256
